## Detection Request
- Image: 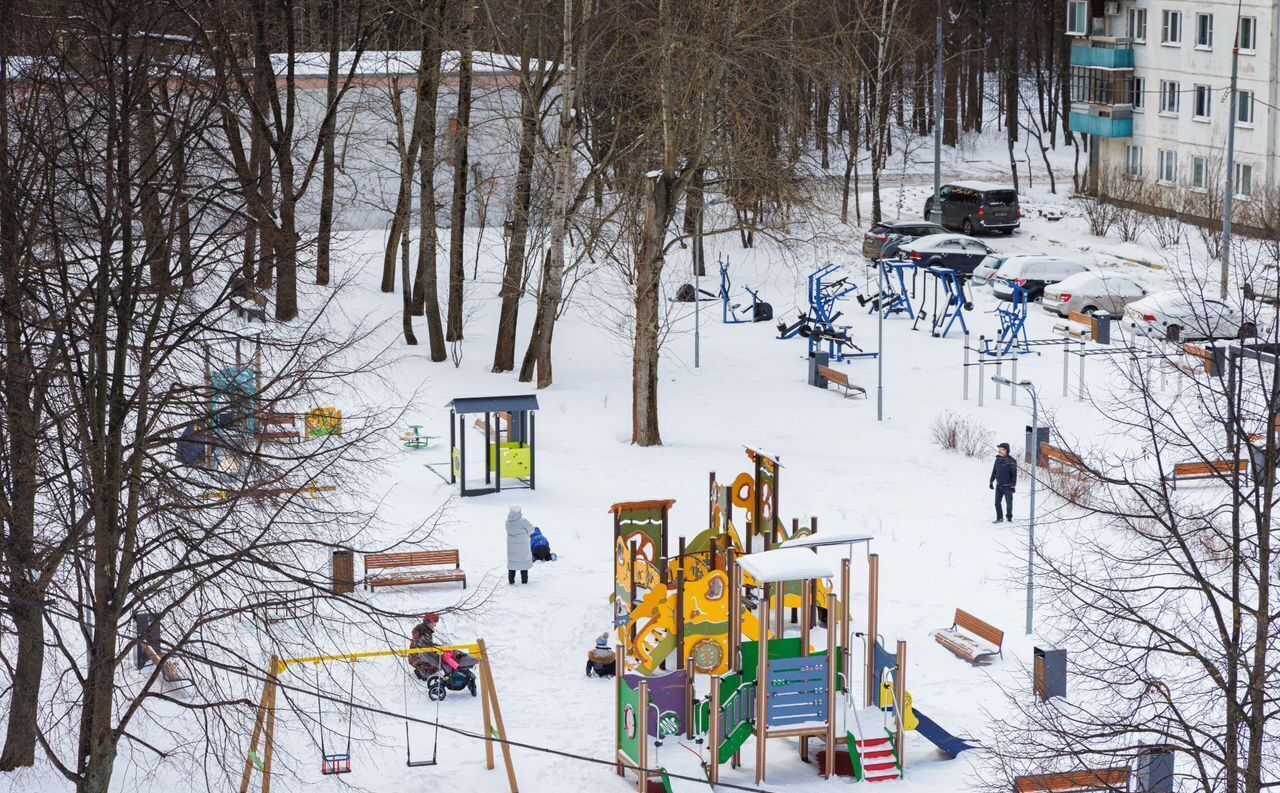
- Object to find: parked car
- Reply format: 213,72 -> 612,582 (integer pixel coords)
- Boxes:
972,253 -> 1048,286
990,256 -> 1090,302
1124,291 -> 1255,341
1041,271 -> 1148,318
861,220 -> 949,259
895,234 -> 997,276
923,182 -> 1022,235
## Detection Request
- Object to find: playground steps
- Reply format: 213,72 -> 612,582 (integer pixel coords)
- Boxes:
856,736 -> 900,783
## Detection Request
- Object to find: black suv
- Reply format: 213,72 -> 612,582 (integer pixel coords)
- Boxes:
923,183 -> 1021,236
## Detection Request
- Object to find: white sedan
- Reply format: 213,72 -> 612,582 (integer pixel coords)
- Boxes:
1124,291 -> 1255,342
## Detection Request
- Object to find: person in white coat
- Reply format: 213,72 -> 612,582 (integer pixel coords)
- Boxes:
505,506 -> 534,584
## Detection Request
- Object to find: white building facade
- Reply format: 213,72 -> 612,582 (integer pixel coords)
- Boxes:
1068,0 -> 1279,223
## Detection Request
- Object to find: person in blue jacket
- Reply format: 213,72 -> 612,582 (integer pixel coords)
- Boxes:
989,442 -> 1018,523
530,527 -> 554,562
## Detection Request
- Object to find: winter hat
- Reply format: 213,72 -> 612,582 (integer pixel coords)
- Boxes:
997,443 -> 1010,451
509,505 -> 522,515
595,633 -> 610,649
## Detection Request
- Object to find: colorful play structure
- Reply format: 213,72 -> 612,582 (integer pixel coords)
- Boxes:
446,395 -> 538,497
610,448 -> 976,790
239,640 -> 517,793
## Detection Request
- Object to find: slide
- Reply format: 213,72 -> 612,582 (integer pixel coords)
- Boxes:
911,709 -> 979,759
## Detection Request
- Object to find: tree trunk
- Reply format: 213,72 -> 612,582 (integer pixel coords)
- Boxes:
411,0 -> 447,361
682,168 -> 705,274
317,0 -> 339,286
631,181 -> 669,447
492,55 -> 539,373
0,601 -> 42,769
445,4 -> 475,342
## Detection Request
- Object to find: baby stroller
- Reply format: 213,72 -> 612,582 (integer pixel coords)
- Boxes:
412,648 -> 479,701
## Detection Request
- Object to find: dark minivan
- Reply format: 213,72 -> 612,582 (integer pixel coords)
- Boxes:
923,182 -> 1021,236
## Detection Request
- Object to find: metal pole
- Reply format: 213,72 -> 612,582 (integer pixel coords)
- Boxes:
1027,386 -> 1038,635
1221,4 -> 1243,299
877,261 -> 884,421
1011,357 -> 1019,406
1078,350 -> 1086,400
1062,343 -> 1070,397
931,12 -> 943,225
978,347 -> 986,407
963,333 -> 970,399
695,215 -> 702,368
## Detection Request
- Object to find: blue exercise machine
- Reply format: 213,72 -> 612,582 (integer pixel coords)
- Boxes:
776,264 -> 877,362
859,259 -> 916,320
983,279 -> 1033,355
926,267 -> 971,339
718,257 -> 771,324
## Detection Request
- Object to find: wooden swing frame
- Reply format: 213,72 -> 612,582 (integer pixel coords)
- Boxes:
238,639 -> 518,793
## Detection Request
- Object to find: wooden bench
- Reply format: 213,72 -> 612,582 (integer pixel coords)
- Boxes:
1182,344 -> 1218,375
816,365 -> 866,399
1039,443 -> 1084,472
932,609 -> 1004,665
141,642 -> 192,685
1052,311 -> 1094,340
365,549 -> 467,590
1163,459 -> 1249,490
1013,768 -> 1131,792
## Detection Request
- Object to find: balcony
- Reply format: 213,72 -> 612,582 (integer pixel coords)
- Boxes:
1070,37 -> 1135,70
1069,102 -> 1133,138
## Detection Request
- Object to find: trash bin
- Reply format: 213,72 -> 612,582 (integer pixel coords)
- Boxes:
331,550 -> 355,595
1033,646 -> 1066,701
1025,426 -> 1051,466
1135,747 -> 1174,793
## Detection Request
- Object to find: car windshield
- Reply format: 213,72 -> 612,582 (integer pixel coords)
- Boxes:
984,190 -> 1018,206
870,223 -> 891,234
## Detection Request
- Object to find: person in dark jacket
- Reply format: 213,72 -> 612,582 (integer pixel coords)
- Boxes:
989,442 -> 1018,523
586,634 -> 616,678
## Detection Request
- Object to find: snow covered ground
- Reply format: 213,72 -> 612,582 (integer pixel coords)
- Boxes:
12,148 -> 1265,793
201,168 -> 1234,793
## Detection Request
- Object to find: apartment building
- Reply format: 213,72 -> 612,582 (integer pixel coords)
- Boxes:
1068,0 -> 1279,223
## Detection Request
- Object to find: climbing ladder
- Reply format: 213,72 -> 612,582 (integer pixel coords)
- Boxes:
854,733 -> 901,783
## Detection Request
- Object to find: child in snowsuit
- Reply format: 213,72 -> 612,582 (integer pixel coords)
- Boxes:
530,527 -> 553,562
586,634 -> 617,678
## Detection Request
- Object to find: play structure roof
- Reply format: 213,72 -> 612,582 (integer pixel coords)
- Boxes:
447,395 -> 539,414
780,530 -> 874,550
738,547 -> 836,583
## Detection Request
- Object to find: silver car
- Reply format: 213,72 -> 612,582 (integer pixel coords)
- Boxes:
1041,271 -> 1148,318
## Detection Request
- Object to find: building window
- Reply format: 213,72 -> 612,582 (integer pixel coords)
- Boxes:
1161,10 -> 1183,44
1235,163 -> 1253,197
1124,145 -> 1143,176
1159,80 -> 1180,114
1238,16 -> 1257,52
1190,155 -> 1208,189
1067,0 -> 1088,35
1157,150 -> 1178,184
1193,85 -> 1211,119
1237,90 -> 1255,125
1130,76 -> 1145,110
1127,7 -> 1147,41
1194,13 -> 1214,48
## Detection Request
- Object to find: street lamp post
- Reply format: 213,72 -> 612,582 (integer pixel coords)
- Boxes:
694,198 -> 726,369
993,375 -> 1039,635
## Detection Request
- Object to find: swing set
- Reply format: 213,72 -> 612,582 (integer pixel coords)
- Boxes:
238,640 -> 517,793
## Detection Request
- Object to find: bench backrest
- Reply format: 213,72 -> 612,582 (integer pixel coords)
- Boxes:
1014,768 -> 1130,792
817,365 -> 849,386
1174,459 -> 1247,478
954,608 -> 1004,648
1066,311 -> 1094,327
1040,443 -> 1084,470
366,549 -> 460,571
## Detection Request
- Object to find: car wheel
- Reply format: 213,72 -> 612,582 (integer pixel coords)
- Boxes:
1239,321 -> 1258,339
1080,305 -> 1098,316
1001,228 -> 1014,236
962,218 -> 974,235
923,201 -> 932,219
1165,325 -> 1182,342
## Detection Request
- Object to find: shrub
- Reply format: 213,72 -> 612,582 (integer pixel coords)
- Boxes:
930,411 -> 994,458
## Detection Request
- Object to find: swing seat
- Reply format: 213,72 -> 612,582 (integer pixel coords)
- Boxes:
321,753 -> 352,775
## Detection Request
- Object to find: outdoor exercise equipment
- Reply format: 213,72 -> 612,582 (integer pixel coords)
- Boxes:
239,640 -> 516,793
777,264 -> 876,362
317,664 -> 355,775
860,259 -> 916,320
926,267 -> 972,338
983,279 -> 1032,355
718,258 -> 772,324
446,395 -> 537,497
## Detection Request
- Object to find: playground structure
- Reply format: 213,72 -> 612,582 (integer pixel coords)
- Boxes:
239,639 -> 517,793
610,448 -> 976,790
777,264 -> 877,363
447,395 -> 538,497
